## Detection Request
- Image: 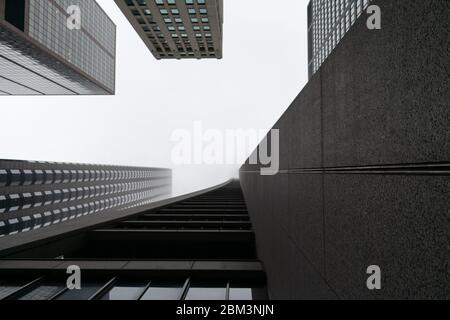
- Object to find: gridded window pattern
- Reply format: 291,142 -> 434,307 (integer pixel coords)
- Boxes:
0,26 -> 86,94
0,276 -> 267,300
115,0 -> 223,59
55,0 -> 116,55
0,25 -> 110,95
308,0 -> 372,78
27,0 -> 116,93
0,160 -> 171,236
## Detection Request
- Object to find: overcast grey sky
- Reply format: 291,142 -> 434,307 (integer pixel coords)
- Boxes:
0,0 -> 309,196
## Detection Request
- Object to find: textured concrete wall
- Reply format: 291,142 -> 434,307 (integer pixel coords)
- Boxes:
240,0 -> 449,300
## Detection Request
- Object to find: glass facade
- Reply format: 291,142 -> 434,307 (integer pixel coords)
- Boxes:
0,276 -> 266,301
185,282 -> 227,300
0,159 -> 172,236
0,0 -> 116,95
308,0 -> 372,78
28,0 -> 116,92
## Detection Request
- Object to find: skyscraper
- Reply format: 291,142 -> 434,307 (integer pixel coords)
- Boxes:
242,0 -> 449,300
308,0 -> 372,78
0,159 -> 172,236
0,0 -> 116,95
115,0 -> 223,60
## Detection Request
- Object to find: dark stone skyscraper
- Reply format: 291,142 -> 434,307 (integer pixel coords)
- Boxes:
0,0 -> 116,95
242,0 -> 450,299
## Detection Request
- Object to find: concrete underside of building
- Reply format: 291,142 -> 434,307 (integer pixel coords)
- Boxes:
0,181 -> 267,300
240,0 -> 449,299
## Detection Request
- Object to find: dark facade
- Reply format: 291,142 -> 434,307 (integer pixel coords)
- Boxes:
0,181 -> 267,300
0,0 -> 116,95
114,0 -> 223,60
241,0 -> 449,299
0,159 -> 171,237
308,0 -> 372,78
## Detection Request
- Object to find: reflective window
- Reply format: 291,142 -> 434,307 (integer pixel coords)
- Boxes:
229,283 -> 267,300
229,288 -> 253,300
140,280 -> 184,300
0,279 -> 32,300
56,281 -> 106,300
19,283 -> 65,300
185,282 -> 227,300
101,280 -> 149,300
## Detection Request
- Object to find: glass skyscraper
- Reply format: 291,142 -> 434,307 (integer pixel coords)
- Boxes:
0,159 -> 172,236
0,0 -> 116,95
308,0 -> 372,78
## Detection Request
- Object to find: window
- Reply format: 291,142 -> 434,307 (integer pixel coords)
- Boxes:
140,280 -> 184,300
185,282 -> 227,300
19,283 -> 65,300
56,281 -> 107,300
0,279 -> 37,300
101,281 -> 149,300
